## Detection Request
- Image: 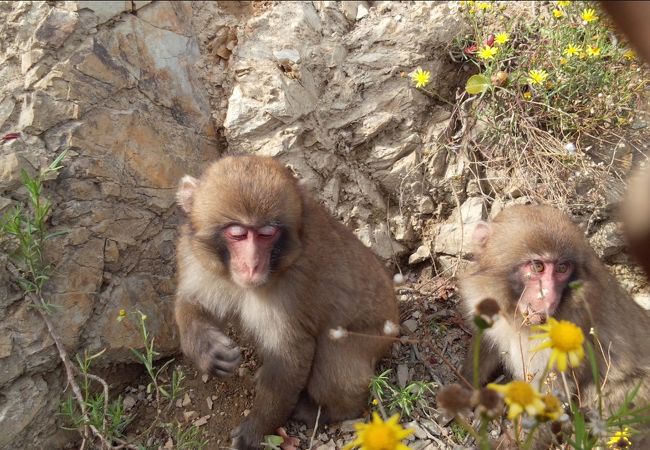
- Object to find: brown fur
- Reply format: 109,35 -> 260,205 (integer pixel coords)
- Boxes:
175,156 -> 398,449
460,205 -> 650,446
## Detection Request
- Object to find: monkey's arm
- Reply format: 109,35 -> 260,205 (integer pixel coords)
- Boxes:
175,299 -> 241,376
462,335 -> 504,386
232,336 -> 315,450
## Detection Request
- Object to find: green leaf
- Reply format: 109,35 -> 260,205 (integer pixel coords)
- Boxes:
465,74 -> 490,95
264,435 -> 284,446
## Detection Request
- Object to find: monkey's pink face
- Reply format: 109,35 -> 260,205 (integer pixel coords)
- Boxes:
518,258 -> 573,325
224,224 -> 281,288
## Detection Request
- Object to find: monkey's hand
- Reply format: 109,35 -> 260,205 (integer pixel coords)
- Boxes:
184,323 -> 242,377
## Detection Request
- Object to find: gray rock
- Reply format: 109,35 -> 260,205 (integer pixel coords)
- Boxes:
408,245 -> 431,265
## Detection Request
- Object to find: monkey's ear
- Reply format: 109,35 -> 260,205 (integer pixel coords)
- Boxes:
177,175 -> 199,214
472,221 -> 492,250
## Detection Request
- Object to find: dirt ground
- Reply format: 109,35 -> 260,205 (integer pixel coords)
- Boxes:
116,269 -> 472,450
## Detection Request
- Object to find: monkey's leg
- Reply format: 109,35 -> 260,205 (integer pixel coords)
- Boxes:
462,335 -> 504,386
305,334 -> 388,422
232,336 -> 316,450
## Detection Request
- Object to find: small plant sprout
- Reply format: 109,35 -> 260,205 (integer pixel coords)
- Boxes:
410,67 -> 431,88
487,381 -> 545,421
531,317 -> 585,372
342,412 -> 413,450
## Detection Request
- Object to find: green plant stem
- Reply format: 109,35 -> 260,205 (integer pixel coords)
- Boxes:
454,413 -> 483,444
473,328 -> 484,388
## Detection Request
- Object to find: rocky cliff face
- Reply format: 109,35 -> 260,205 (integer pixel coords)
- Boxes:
0,1 -> 469,446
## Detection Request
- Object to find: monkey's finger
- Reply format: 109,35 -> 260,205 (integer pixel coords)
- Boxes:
208,329 -> 239,350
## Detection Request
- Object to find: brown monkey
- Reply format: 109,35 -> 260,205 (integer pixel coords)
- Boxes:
174,155 -> 399,449
622,166 -> 650,278
460,205 -> 650,421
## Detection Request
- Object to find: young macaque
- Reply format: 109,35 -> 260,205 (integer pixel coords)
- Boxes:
460,205 -> 650,422
174,155 -> 399,449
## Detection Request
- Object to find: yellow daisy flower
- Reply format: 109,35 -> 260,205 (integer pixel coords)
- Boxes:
563,44 -> 581,58
477,2 -> 492,11
581,8 -> 598,23
586,45 -> 601,57
117,309 -> 127,322
528,69 -> 548,85
343,413 -> 413,450
494,32 -> 510,45
552,9 -> 565,18
531,317 -> 585,372
537,393 -> 564,422
624,49 -> 636,61
523,91 -> 532,101
559,57 -> 568,65
488,381 -> 545,420
607,428 -> 632,448
556,1 -> 570,7
478,45 -> 498,60
411,68 -> 431,88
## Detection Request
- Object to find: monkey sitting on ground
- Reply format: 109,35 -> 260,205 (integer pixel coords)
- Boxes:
460,205 -> 650,442
174,155 -> 399,449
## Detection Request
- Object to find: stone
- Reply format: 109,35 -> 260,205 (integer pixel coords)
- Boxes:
402,319 -> 418,333
0,96 -> 15,128
408,245 -> 431,265
77,1 -> 129,25
354,222 -> 407,260
33,8 -> 78,48
418,196 -> 434,214
0,153 -> 36,192
18,92 -> 78,133
434,197 -> 486,257
0,375 -> 49,447
634,294 -> 650,310
356,3 -> 369,19
589,222 -> 624,261
397,364 -> 409,388
273,48 -> 301,64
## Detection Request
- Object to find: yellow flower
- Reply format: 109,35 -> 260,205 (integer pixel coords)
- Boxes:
581,8 -> 598,23
559,57 -> 568,65
411,67 -> 431,88
586,45 -> 601,57
531,317 -> 585,372
372,398 -> 379,406
117,309 -> 127,322
523,91 -> 532,101
552,9 -> 565,18
478,45 -> 498,60
477,2 -> 492,11
607,428 -> 632,449
528,69 -> 548,85
563,44 -> 581,58
537,393 -> 564,422
556,1 -> 570,7
624,49 -> 636,61
494,32 -> 510,45
488,381 -> 545,420
343,413 -> 413,450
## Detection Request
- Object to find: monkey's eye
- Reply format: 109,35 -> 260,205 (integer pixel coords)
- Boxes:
556,262 -> 570,273
225,225 -> 248,240
257,225 -> 278,239
530,260 -> 545,273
